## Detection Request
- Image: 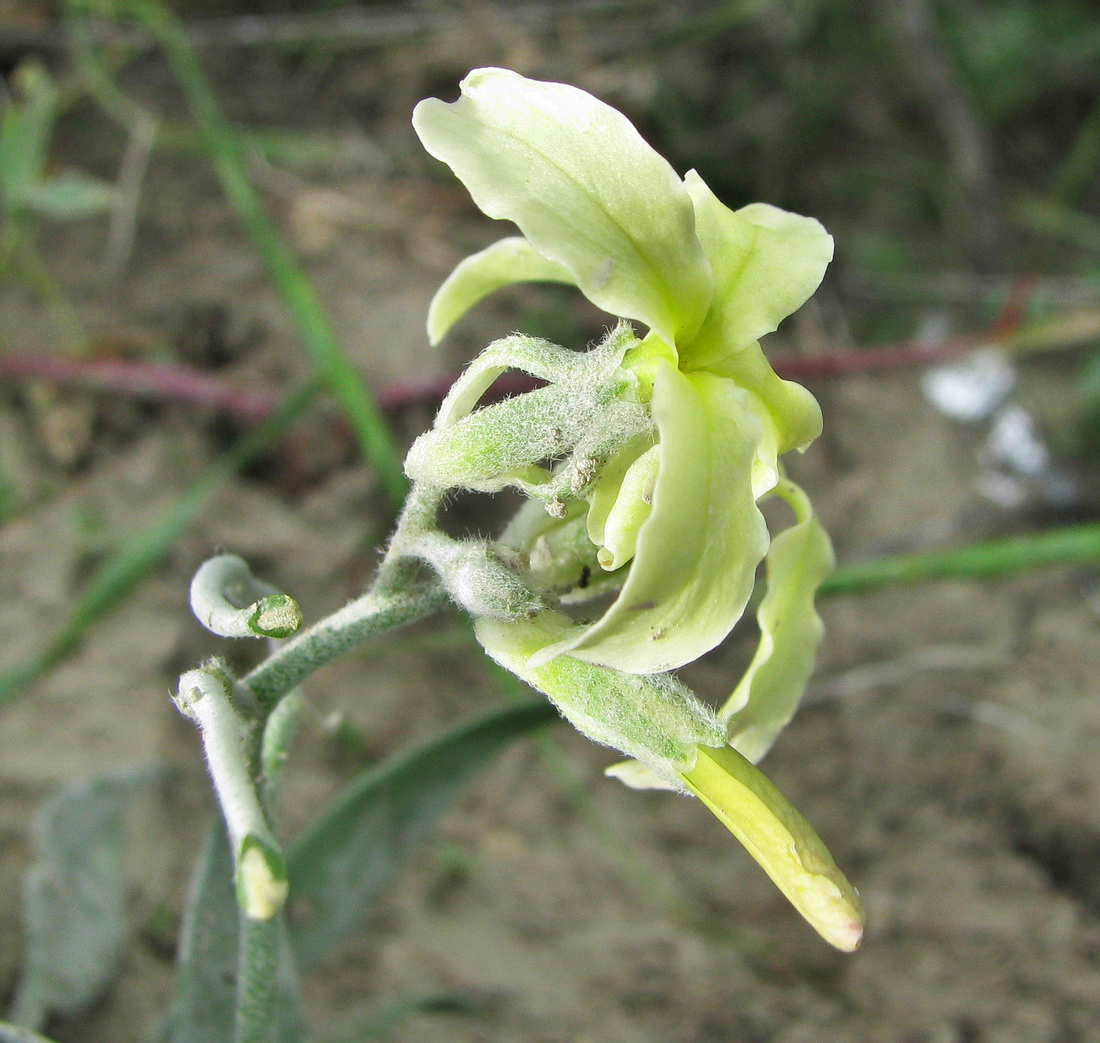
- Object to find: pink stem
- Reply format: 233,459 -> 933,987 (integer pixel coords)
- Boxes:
0,303 -> 1028,424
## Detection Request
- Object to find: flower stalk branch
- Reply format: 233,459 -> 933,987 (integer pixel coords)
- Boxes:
174,665 -> 288,921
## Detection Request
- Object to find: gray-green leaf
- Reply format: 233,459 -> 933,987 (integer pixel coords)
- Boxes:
9,767 -> 159,1030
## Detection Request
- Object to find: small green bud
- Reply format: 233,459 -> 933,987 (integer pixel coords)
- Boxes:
248,594 -> 304,639
419,535 -> 544,620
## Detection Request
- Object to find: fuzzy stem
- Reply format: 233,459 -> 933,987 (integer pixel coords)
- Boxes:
234,918 -> 279,1043
190,554 -> 304,639
174,667 -> 288,919
242,573 -> 451,708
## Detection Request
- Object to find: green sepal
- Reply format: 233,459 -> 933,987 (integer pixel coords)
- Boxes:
432,332 -> 584,428
475,611 -> 725,781
406,326 -> 638,494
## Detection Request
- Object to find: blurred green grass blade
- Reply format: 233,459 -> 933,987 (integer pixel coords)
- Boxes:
0,1023 -> 62,1043
320,993 -> 477,1043
10,767 -> 161,1030
0,382 -> 317,707
24,170 -> 115,220
287,699 -> 557,969
822,523 -> 1100,596
113,0 -> 407,507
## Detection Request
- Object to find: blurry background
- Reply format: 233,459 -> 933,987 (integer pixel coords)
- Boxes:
1,2 -> 1099,1041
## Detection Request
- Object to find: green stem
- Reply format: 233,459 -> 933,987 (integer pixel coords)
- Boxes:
119,0 -> 407,507
234,918 -> 279,1043
821,522 -> 1100,596
243,574 -> 451,708
260,689 -> 302,806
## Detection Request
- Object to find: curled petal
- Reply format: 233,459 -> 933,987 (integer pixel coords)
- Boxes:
427,236 -> 576,345
683,172 -> 833,371
413,68 -> 713,347
720,479 -> 835,762
585,435 -> 658,571
534,358 -> 769,673
708,341 -> 822,457
681,744 -> 864,952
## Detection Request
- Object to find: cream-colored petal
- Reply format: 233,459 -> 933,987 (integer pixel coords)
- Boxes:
720,479 -> 834,762
534,359 -> 769,673
414,68 -> 712,346
683,172 -> 833,370
427,236 -> 576,345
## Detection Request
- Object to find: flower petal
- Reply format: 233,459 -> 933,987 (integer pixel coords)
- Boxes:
534,359 -> 769,673
585,435 -> 659,571
707,341 -> 822,456
682,171 -> 833,370
681,744 -> 864,952
413,68 -> 712,346
427,236 -> 576,345
720,479 -> 835,762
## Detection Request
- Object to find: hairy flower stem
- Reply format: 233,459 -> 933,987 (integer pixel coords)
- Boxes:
235,918 -> 279,1043
242,573 -> 451,709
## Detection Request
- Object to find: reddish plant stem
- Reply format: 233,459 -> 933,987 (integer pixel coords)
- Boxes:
0,282 -> 1039,422
0,333 -> 995,421
0,353 -> 276,422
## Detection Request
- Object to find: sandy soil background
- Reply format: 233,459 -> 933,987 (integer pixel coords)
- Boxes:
2,7 -> 1099,1041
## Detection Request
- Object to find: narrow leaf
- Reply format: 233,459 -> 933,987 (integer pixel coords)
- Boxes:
287,699 -> 556,968
165,822 -> 238,1043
